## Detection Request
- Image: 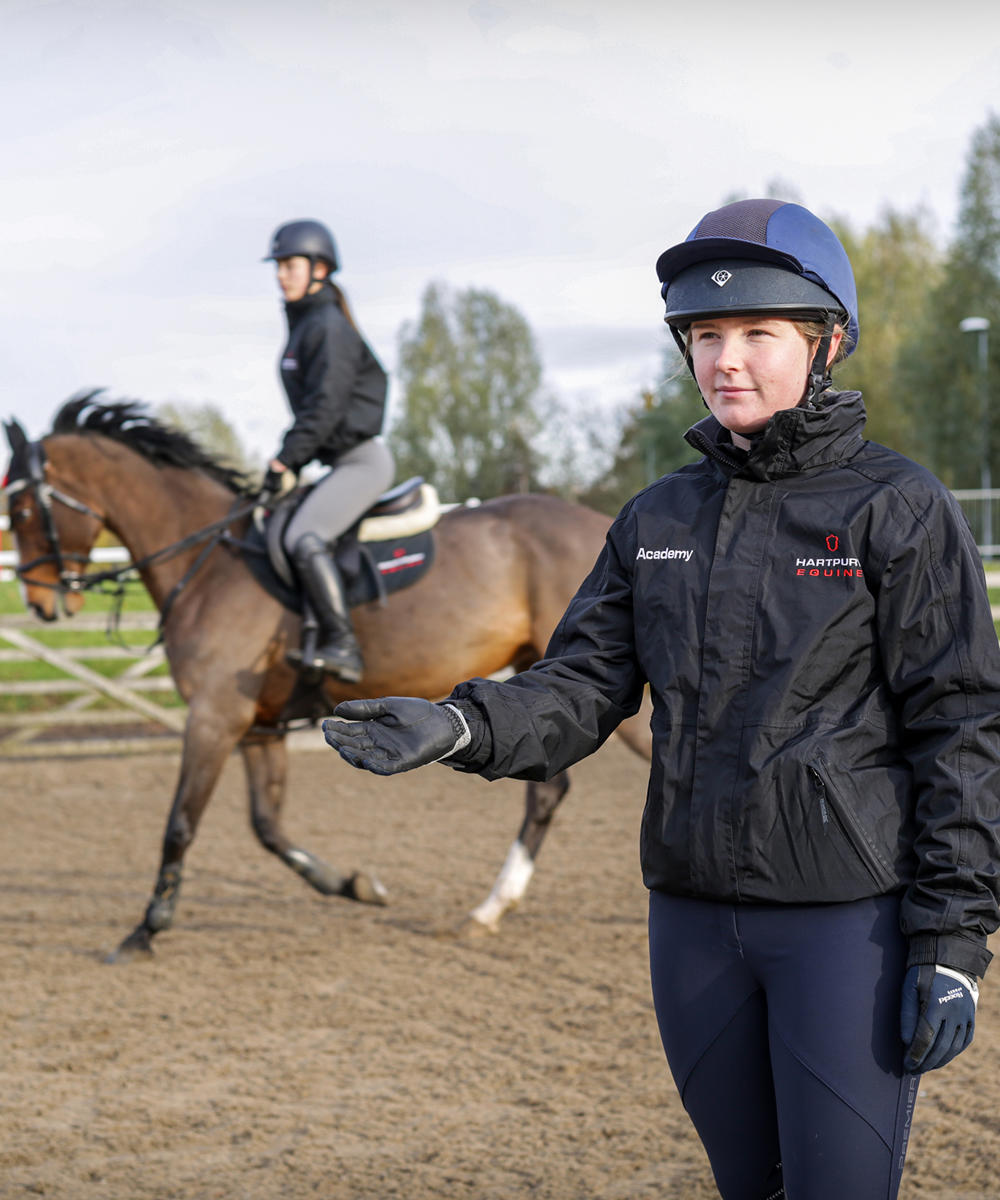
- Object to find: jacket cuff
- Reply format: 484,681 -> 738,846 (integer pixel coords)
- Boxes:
434,697 -> 493,772
907,932 -> 994,979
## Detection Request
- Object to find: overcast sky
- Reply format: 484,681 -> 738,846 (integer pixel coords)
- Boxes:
2,0 -> 999,466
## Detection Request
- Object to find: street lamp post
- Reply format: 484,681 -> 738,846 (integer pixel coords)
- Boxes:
960,316 -> 991,553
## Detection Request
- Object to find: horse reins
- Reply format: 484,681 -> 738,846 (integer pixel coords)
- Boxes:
7,437 -> 261,630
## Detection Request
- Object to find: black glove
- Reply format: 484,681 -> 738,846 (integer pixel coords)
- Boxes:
900,964 -> 979,1073
322,697 -> 470,776
261,467 -> 284,499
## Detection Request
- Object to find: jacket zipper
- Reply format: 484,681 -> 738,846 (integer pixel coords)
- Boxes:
808,764 -> 895,889
762,1161 -> 784,1199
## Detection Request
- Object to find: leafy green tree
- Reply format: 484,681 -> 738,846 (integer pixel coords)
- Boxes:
390,283 -> 546,501
829,206 -> 941,456
578,337 -> 704,516
157,401 -> 257,474
898,113 -> 1000,487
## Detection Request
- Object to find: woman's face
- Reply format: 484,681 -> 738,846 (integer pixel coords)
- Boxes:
688,315 -> 841,435
276,255 -> 314,302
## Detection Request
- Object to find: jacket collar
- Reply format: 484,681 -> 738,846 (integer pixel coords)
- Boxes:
284,282 -> 335,325
684,390 -> 867,481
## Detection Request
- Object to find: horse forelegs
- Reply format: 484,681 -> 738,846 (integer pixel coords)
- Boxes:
467,771 -> 570,933
107,719 -> 238,963
241,737 -> 387,906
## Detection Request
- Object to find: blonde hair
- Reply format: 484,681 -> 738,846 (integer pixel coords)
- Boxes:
791,318 -> 852,366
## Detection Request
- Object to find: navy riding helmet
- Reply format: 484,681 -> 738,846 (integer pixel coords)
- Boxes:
263,219 -> 340,274
655,199 -> 859,406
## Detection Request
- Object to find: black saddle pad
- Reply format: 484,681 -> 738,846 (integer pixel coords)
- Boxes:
236,523 -> 435,613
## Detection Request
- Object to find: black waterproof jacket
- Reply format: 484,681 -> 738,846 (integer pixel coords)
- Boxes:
450,391 -> 1000,978
275,284 -> 387,472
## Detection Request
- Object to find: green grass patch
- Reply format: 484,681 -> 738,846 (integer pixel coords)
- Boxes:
0,691 -> 184,715
6,627 -> 159,650
0,578 -> 155,615
0,578 -> 181,717
0,692 -> 89,714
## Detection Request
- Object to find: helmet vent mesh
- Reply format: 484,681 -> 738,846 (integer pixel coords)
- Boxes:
695,198 -> 784,244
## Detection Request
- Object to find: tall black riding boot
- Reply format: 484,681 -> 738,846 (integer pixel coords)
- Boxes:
288,533 -> 364,683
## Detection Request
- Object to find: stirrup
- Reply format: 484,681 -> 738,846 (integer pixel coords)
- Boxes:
287,640 -> 363,684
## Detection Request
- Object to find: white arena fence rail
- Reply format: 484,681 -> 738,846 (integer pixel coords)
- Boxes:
1,503 -> 999,759
950,490 -> 1000,561
0,516 -> 330,757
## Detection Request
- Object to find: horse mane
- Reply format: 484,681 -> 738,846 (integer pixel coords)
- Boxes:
50,391 -> 256,497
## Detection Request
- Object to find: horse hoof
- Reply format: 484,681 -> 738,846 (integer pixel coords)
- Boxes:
347,870 -> 388,906
105,925 -> 155,964
455,914 -> 500,939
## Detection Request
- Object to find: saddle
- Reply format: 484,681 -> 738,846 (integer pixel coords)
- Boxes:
244,476 -> 440,612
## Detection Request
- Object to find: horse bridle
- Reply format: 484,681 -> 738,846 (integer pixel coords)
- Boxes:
5,438 -> 105,605
5,436 -> 261,621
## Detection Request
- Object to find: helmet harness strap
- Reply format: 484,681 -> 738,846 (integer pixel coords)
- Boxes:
803,312 -> 837,409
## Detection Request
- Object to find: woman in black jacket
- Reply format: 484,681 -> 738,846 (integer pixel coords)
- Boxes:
263,219 -> 393,681
321,199 -> 1000,1199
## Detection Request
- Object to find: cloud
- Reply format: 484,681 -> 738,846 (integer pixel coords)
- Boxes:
1,0 -> 999,462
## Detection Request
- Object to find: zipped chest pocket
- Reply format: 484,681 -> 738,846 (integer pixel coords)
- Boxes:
808,762 -> 896,890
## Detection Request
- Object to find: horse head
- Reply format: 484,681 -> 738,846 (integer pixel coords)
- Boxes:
3,417 -> 104,620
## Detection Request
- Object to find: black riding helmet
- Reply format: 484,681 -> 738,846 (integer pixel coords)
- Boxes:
263,219 -> 340,278
655,199 -> 859,409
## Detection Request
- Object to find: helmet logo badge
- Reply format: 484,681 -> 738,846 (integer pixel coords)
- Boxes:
711,269 -> 732,288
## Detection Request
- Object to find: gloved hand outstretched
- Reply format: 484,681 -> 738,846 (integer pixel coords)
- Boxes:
322,697 -> 469,776
900,964 -> 979,1073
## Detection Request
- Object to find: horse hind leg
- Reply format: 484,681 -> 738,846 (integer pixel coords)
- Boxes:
241,735 -> 387,906
465,771 -> 570,934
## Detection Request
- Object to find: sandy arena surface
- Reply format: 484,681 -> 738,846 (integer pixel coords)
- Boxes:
2,737 -> 999,1199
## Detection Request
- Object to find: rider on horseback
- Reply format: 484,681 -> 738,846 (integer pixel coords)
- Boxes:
263,219 -> 393,682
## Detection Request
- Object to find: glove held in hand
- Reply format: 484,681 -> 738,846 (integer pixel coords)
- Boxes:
900,963 -> 978,1074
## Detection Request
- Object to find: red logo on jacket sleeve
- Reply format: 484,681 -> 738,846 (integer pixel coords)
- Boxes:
825,535 -> 839,553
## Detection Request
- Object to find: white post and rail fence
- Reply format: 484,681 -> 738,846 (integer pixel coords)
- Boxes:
0,515 -> 326,757
3,497 -> 1000,759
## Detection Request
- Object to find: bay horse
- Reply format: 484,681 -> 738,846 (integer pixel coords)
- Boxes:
2,396 -> 651,962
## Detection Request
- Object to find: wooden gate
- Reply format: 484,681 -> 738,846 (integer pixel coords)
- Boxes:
0,612 -> 186,757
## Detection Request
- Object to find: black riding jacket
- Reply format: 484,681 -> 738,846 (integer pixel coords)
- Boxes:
450,391 -> 1000,978
276,283 -> 387,473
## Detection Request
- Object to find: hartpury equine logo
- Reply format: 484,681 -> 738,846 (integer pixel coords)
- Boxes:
794,531 -> 862,580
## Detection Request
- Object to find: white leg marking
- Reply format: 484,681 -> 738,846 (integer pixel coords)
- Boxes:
469,840 -> 535,929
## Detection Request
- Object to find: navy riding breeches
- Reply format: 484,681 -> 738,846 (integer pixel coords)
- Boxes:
648,891 -> 918,1200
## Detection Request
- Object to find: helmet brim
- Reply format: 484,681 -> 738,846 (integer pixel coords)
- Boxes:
662,259 -> 848,331
656,237 -> 804,286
